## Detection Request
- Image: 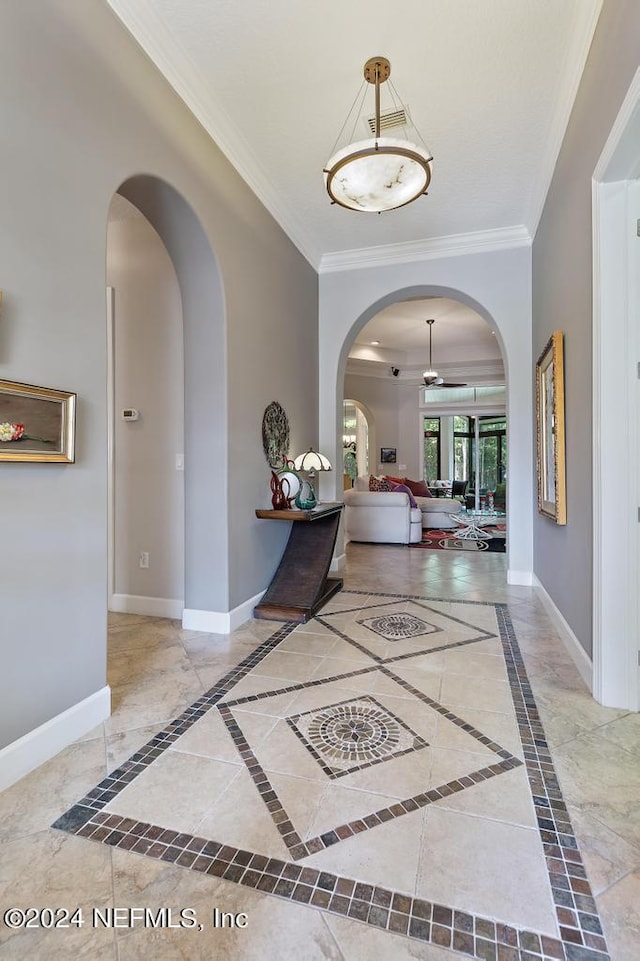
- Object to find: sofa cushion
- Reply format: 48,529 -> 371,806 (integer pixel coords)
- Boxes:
417,497 -> 462,514
369,474 -> 391,491
390,482 -> 417,508
384,474 -> 406,486
405,477 -> 431,497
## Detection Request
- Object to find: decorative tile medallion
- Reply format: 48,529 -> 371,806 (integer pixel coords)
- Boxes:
286,695 -> 428,777
357,611 -> 440,640
52,592 -> 611,961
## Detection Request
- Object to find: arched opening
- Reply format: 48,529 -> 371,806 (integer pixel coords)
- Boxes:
106,175 -> 229,629
339,293 -> 507,557
319,277 -> 532,583
106,195 -> 185,618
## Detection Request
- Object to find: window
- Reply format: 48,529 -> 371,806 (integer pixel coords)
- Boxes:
453,416 -> 472,481
476,416 -> 507,491
423,416 -> 440,482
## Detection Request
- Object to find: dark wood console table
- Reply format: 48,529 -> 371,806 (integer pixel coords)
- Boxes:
254,502 -> 344,623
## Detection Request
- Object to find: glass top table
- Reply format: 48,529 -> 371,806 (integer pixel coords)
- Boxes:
447,509 -> 507,540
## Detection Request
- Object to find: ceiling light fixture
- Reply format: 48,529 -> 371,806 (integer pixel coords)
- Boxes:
324,56 -> 433,213
423,319 -> 439,386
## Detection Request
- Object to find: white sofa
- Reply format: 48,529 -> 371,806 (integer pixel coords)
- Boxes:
343,489 -> 422,544
344,477 -> 463,544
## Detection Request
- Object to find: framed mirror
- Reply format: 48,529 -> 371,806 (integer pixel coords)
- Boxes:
536,331 -> 566,524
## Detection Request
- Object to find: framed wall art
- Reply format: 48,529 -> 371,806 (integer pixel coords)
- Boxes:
380,447 -> 396,464
535,332 -> 566,524
0,379 -> 76,462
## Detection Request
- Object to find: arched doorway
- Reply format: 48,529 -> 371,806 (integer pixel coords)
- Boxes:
108,175 -> 229,630
319,275 -> 533,585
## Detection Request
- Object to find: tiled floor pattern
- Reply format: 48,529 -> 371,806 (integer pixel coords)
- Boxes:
50,590 -> 607,961
2,544 -> 639,960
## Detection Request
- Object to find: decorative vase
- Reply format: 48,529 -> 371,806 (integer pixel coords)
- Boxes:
295,478 -> 317,510
270,471 -> 289,510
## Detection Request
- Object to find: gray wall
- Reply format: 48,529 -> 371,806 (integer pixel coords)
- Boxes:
532,0 -> 640,655
107,205 -> 184,603
344,374 -> 400,476
0,0 -> 317,749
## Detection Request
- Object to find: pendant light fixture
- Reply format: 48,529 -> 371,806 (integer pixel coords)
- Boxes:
423,319 -> 439,386
324,56 -> 433,213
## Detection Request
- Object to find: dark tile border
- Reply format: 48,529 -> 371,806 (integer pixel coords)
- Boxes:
52,591 -> 610,961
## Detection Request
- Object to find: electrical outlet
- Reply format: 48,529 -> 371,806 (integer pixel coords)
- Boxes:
139,551 -> 149,569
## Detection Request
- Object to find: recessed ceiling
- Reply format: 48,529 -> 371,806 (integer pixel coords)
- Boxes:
106,0 -> 602,268
348,297 -> 503,385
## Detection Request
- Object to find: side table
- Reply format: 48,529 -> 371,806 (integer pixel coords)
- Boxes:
254,502 -> 344,623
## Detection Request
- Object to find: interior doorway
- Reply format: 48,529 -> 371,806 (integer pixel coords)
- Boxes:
343,399 -> 371,486
592,68 -> 640,710
106,194 -> 185,618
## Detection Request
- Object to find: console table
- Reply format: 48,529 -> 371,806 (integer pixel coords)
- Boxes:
254,502 -> 344,623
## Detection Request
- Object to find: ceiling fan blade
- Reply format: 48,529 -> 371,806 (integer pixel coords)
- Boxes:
439,381 -> 467,388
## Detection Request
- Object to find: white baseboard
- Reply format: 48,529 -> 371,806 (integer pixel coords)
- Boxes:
182,590 -> 265,634
331,552 -> 347,572
507,569 -> 534,586
533,576 -> 593,689
0,686 -> 111,793
110,593 -> 183,619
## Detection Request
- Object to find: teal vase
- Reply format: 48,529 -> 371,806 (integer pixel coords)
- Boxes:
295,478 -> 317,510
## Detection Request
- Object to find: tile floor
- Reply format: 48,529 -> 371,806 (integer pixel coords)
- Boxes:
1,544 -> 639,960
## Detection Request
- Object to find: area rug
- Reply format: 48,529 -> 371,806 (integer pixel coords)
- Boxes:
412,527 -> 506,553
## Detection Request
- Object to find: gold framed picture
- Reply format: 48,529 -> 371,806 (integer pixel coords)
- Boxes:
0,379 -> 76,463
535,332 -> 566,524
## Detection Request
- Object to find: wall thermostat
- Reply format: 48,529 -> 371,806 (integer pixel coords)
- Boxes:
121,408 -> 140,421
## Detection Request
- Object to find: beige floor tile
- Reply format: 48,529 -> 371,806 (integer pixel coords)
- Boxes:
569,806 -> 640,896
439,673 -> 515,716
597,869 -> 640,961
0,739 -> 106,844
305,806 -> 426,893
597,711 -> 640,758
252,717 -> 331,782
170,707 -> 277,764
417,806 -> 558,937
107,724 -> 171,770
112,856 -> 345,961
262,771 -> 327,838
105,678 -> 204,736
306,782 -> 400,838
552,731 -> 640,848
104,751 -> 242,834
249,649 -> 326,682
0,829 -> 116,960
433,764 -> 538,828
195,767 -> 289,857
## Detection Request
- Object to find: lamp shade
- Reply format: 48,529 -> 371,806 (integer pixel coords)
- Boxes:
293,448 -> 332,472
324,136 -> 432,213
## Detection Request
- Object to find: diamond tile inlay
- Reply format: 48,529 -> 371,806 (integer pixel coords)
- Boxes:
51,591 -> 612,961
357,611 -> 439,640
286,695 -> 428,777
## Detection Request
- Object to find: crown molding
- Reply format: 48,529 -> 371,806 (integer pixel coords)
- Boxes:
105,0 -> 322,269
527,0 -> 604,236
319,225 -> 531,274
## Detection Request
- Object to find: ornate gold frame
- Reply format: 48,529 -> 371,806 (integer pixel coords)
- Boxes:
536,332 -> 566,524
0,379 -> 76,462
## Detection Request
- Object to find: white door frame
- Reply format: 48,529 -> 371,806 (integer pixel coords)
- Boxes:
106,286 -> 116,609
592,68 -> 640,710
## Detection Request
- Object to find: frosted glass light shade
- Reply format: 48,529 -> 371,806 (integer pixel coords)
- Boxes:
324,136 -> 432,212
293,448 -> 332,472
423,369 -> 439,385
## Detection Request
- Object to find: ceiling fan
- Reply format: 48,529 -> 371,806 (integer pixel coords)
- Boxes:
422,319 -> 467,388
